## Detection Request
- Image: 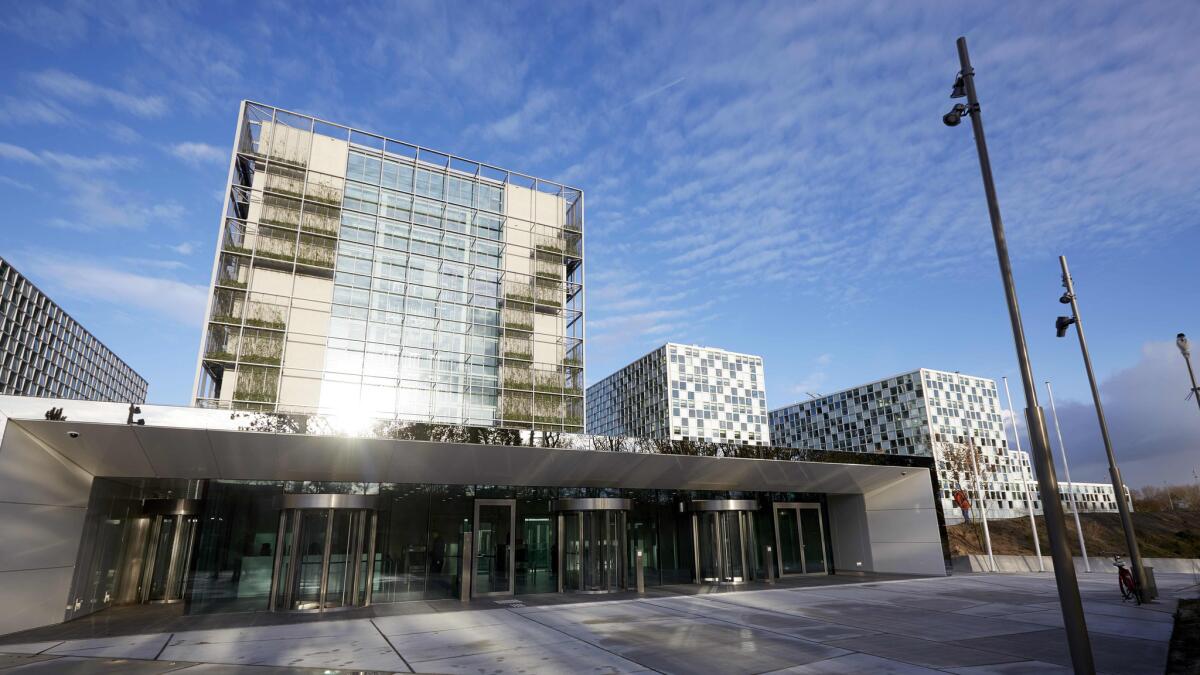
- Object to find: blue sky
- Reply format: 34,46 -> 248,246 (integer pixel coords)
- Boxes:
1,1 -> 1197,487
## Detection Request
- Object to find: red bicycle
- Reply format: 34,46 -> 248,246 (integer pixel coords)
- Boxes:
1112,554 -> 1140,604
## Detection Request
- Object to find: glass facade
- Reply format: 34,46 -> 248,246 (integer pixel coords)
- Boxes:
587,343 -> 770,446
67,478 -> 833,617
195,102 -> 584,432
0,256 -> 147,402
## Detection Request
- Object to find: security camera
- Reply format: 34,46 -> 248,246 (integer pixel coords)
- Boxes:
67,431 -> 80,439
943,103 -> 967,127
1056,316 -> 1076,338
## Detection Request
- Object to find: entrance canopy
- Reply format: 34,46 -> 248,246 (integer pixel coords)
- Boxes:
2,397 -> 926,495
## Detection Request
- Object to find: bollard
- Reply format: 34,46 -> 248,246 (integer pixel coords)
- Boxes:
764,545 -> 775,584
460,531 -> 473,602
636,550 -> 645,594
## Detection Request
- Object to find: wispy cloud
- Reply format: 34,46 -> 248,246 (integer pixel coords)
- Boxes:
22,254 -> 207,326
168,142 -> 226,166
0,96 -> 74,125
30,69 -> 167,117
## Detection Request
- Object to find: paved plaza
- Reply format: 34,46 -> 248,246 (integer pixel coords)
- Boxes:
0,572 -> 1195,674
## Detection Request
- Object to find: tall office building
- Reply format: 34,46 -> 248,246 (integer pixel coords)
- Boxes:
769,368 -> 1122,520
0,256 -> 146,402
587,343 -> 770,446
193,102 -> 585,431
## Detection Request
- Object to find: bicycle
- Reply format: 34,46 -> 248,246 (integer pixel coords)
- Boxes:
1112,554 -> 1140,605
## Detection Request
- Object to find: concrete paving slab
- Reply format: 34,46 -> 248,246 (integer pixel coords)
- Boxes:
407,638 -> 651,674
759,652 -> 945,674
951,627 -> 1170,675
943,660 -> 1072,674
380,615 -> 568,663
824,632 -> 1024,669
45,633 -> 172,660
1003,608 -> 1175,641
0,653 -> 62,669
0,642 -> 61,656
159,632 -> 406,671
641,595 -> 881,643
0,655 -> 190,673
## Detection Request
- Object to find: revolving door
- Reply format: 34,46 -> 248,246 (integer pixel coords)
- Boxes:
136,499 -> 202,603
556,498 -> 630,593
269,494 -> 379,611
687,500 -> 759,584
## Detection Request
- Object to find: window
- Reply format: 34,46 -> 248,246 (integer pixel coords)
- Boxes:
442,234 -> 468,262
414,168 -> 444,200
380,190 -> 412,221
344,183 -> 379,214
410,225 -> 441,258
444,206 -> 469,233
473,240 -> 501,268
412,198 -> 442,227
376,220 -> 409,252
382,160 -> 413,192
347,152 -> 382,184
473,213 -> 502,240
446,176 -> 473,207
477,182 -> 502,212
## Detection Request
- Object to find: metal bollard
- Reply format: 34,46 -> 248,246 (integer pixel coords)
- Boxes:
460,531 -> 473,602
764,545 -> 775,584
636,550 -> 645,594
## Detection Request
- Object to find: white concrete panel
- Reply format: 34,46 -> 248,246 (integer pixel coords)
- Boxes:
309,134 -> 348,177
292,274 -> 333,303
0,420 -> 93,508
250,267 -> 294,296
534,189 -> 564,228
0,567 -> 74,636
287,308 -> 331,340
279,375 -> 323,410
0,502 -> 86,572
505,184 -> 533,221
283,340 -> 326,371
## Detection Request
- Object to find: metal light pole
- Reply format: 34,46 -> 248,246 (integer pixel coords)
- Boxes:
1056,254 -> 1147,604
1178,334 -> 1200,415
944,36 -> 1094,673
1046,381 -> 1091,572
1003,377 -> 1043,571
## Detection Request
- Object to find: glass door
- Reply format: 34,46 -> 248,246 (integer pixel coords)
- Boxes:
141,514 -> 200,603
693,511 -> 750,583
773,503 -> 828,576
473,499 -> 515,597
271,505 -> 376,611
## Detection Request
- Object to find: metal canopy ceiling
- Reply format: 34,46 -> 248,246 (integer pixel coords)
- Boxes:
10,418 -> 917,495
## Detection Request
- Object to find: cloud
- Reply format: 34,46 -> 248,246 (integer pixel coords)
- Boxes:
168,142 -> 226,166
0,142 -> 42,164
0,97 -> 74,125
1006,341 -> 1200,488
168,242 -> 197,256
0,176 -> 35,191
21,254 -> 207,327
30,69 -> 167,117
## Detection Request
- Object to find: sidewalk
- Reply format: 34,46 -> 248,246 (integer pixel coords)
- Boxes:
0,571 -> 1195,674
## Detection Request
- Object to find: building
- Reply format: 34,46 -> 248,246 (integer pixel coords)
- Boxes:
0,396 -> 947,636
587,343 -> 770,446
0,256 -> 146,403
769,368 -> 1124,521
193,102 -> 585,432
0,102 -> 949,639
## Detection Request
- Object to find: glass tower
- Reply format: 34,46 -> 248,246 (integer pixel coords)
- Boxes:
193,102 -> 584,431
